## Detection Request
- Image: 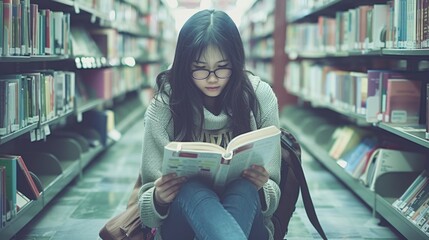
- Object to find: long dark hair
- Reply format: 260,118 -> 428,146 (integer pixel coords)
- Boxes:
155,9 -> 260,141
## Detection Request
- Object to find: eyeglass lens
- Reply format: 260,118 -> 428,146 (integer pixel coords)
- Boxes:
192,68 -> 232,80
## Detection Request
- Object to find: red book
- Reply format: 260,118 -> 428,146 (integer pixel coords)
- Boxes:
0,154 -> 40,200
43,9 -> 51,54
384,78 -> 421,124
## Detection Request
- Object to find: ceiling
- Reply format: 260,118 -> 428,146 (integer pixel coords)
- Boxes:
165,0 -> 255,30
175,0 -> 237,9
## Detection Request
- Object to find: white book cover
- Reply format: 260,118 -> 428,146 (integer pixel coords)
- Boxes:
363,148 -> 427,191
371,4 -> 389,49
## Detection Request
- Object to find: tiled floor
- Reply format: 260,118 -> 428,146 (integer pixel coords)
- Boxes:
14,117 -> 404,240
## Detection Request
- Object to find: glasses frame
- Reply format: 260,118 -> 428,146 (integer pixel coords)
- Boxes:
191,67 -> 232,80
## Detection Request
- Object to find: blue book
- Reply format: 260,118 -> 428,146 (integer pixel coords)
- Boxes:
344,137 -> 378,174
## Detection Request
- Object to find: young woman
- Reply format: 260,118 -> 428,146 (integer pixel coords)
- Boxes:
138,9 -> 281,240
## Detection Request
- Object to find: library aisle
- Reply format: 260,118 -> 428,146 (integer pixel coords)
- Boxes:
13,116 -> 404,240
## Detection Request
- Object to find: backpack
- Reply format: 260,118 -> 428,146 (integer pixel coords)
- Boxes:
99,128 -> 327,240
99,174 -> 155,240
273,128 -> 327,240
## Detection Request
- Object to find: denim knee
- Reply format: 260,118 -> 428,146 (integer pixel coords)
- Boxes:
226,178 -> 260,200
175,178 -> 218,208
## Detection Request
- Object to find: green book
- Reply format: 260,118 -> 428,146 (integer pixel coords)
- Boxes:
0,156 -> 17,219
1,1 -> 4,55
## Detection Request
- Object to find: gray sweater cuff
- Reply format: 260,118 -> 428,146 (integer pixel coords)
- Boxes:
262,179 -> 280,217
139,186 -> 168,227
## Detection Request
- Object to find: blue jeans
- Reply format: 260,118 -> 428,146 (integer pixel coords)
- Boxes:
160,178 -> 268,240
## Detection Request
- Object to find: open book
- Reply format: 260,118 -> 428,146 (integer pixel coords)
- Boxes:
162,125 -> 281,187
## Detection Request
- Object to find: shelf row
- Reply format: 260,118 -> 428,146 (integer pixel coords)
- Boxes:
280,105 -> 429,240
0,90 -> 148,239
0,63 -> 159,145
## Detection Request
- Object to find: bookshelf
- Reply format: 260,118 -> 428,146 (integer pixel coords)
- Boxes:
0,0 -> 173,239
280,0 -> 429,239
240,0 -> 297,108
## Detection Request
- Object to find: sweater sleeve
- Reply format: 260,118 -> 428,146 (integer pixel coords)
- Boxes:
253,77 -> 281,218
138,96 -> 173,227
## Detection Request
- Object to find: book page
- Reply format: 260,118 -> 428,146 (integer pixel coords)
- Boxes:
226,126 -> 280,153
219,130 -> 280,186
162,146 -> 223,185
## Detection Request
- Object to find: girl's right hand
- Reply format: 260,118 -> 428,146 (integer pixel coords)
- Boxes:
154,173 -> 187,205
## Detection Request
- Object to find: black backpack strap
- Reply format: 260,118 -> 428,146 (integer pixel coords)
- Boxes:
281,129 -> 328,240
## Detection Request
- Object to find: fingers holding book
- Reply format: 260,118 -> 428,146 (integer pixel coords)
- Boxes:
154,173 -> 188,206
242,165 -> 269,190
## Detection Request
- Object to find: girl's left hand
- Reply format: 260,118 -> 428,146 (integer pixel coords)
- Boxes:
242,165 -> 269,190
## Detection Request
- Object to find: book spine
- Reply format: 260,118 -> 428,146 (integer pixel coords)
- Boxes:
39,9 -> 44,55
0,81 -> 7,135
0,166 -> 5,227
393,170 -> 427,209
378,72 -> 389,121
406,0 -> 417,49
33,73 -> 40,122
20,0 -> 29,55
63,13 -> 70,55
422,0 -> 428,48
30,3 -> 37,55
17,156 -> 39,199
19,75 -> 26,128
426,82 -> 429,139
0,1 -> 3,55
366,70 -> 382,122
405,181 -> 429,218
401,177 -> 429,211
44,9 -> 51,54
12,0 -> 20,55
3,0 -> 12,56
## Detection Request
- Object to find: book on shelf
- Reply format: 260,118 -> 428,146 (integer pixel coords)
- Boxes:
409,194 -> 429,226
80,68 -> 113,100
393,169 -> 427,210
0,154 -> 40,200
352,71 -> 368,115
90,28 -> 119,59
0,154 -> 17,220
361,148 -> 427,191
0,166 -> 6,227
366,70 -> 386,123
70,26 -> 103,57
423,0 -> 429,48
382,75 -> 422,124
425,82 -> 429,139
1,1 -> 70,56
162,126 -> 281,188
393,170 -> 429,223
328,125 -> 368,160
30,3 -> 39,55
3,0 -> 12,56
369,4 -> 389,50
366,70 -> 426,124
337,136 -> 379,179
0,75 -> 21,135
403,178 -> 429,220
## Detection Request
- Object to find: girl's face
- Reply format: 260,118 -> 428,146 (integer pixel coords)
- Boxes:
191,45 -> 231,98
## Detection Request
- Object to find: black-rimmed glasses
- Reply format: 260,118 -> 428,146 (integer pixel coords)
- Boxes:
192,68 -> 232,80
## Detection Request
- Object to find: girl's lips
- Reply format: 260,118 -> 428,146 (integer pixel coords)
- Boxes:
206,86 -> 220,91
